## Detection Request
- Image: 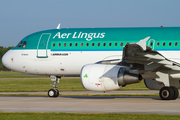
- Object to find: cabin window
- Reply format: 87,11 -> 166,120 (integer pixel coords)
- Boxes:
163,42 -> 166,46
92,43 -> 95,47
115,42 -> 117,46
157,42 -> 160,46
75,43 -> 78,47
53,43 -> 55,47
97,43 -> 100,47
58,43 -> 61,47
169,42 -> 172,46
17,41 -> 23,47
69,43 -> 72,47
86,43 -> 89,47
120,42 -> 123,46
81,43 -> 83,47
109,43 -> 112,46
22,41 -> 27,48
64,43 -> 66,47
175,42 -> 178,46
103,43 -> 106,47
150,42 -> 153,46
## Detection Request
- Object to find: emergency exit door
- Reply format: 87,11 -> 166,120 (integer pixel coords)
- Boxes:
148,39 -> 155,49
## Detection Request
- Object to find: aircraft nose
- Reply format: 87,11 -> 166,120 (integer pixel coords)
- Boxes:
2,50 -> 11,70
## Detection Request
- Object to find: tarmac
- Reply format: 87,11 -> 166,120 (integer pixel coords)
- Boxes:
0,90 -> 159,95
0,91 -> 180,115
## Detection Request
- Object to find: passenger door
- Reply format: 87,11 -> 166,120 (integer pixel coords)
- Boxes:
37,33 -> 51,58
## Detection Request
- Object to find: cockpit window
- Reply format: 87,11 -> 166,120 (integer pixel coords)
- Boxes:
16,41 -> 23,47
22,41 -> 27,48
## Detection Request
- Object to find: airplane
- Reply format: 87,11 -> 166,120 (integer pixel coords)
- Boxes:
2,25 -> 180,100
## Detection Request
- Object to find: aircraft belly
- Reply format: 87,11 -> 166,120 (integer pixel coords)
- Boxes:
6,49 -> 180,77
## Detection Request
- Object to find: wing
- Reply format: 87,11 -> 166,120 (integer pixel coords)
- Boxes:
122,37 -> 180,72
121,37 -> 180,87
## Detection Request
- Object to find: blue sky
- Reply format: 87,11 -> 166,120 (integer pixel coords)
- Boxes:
1,0 -> 180,47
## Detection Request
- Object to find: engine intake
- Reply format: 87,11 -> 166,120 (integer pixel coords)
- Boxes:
80,64 -> 142,91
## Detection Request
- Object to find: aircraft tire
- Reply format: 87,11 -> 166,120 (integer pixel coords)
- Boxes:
57,89 -> 59,96
54,89 -> 59,97
48,89 -> 57,97
159,87 -> 174,100
170,86 -> 179,100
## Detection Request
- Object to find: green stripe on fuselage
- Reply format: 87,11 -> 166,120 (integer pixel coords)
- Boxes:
12,27 -> 180,51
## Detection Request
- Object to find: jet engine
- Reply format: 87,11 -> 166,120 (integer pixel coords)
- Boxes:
80,64 -> 142,91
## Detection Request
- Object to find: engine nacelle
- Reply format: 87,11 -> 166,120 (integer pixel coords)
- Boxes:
80,64 -> 142,91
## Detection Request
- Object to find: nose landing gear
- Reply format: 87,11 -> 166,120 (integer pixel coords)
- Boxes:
48,76 -> 61,97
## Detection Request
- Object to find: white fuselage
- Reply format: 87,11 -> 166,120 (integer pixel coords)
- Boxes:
2,49 -> 180,77
2,49 -> 122,76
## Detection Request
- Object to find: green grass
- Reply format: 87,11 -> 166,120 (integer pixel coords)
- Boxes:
121,82 -> 149,90
0,73 -> 178,119
0,71 -> 149,92
0,78 -> 149,92
0,78 -> 85,92
0,113 -> 179,120
0,71 -> 48,78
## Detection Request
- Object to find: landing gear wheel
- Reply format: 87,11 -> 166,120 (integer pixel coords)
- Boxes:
56,89 -> 59,97
170,86 -> 179,100
49,76 -> 61,98
159,87 -> 174,100
54,89 -> 59,97
48,89 -> 56,97
48,89 -> 59,97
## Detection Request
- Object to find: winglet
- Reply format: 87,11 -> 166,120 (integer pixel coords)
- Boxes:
56,23 -> 61,29
137,36 -> 150,51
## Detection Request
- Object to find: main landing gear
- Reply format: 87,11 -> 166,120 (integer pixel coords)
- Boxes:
159,86 -> 179,100
48,76 -> 61,98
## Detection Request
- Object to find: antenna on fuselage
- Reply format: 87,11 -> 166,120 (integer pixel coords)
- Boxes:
56,23 -> 61,29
